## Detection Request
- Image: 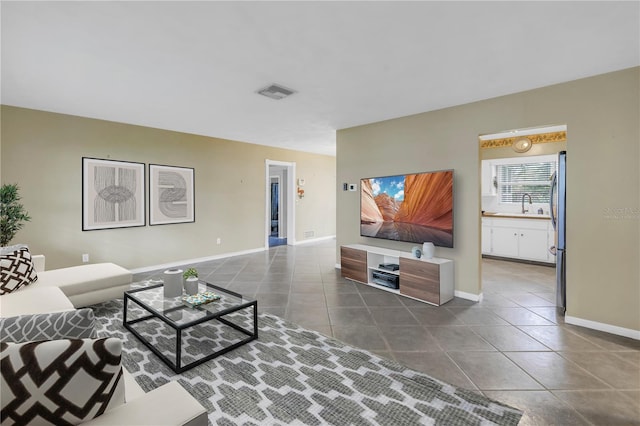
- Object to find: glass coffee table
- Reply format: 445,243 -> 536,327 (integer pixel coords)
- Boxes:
123,281 -> 258,373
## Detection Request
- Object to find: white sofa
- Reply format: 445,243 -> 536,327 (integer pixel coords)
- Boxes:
0,253 -> 209,426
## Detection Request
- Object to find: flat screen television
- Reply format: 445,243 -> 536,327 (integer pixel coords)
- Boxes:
360,169 -> 453,248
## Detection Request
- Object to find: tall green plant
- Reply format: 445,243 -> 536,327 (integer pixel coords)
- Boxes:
0,184 -> 31,246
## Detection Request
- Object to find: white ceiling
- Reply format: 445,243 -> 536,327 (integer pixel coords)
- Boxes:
2,1 -> 639,156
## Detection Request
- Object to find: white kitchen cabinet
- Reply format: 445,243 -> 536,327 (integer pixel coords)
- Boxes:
518,228 -> 550,261
482,217 -> 553,263
481,218 -> 492,254
491,226 -> 520,257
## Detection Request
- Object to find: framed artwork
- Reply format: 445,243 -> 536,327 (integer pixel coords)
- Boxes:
82,157 -> 146,230
149,164 -> 195,225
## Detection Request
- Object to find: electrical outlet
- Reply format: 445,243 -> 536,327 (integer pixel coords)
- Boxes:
82,253 -> 89,263
216,238 -> 221,245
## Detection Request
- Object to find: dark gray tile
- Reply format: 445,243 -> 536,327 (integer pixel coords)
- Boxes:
292,273 -> 323,283
490,307 -> 556,326
370,307 -> 419,326
427,326 -> 496,352
399,296 -> 431,308
305,324 -> 333,337
527,307 -> 564,324
471,326 -> 550,351
286,306 -> 330,327
553,390 -> 640,426
446,307 -> 510,325
378,325 -> 441,351
448,351 -> 542,390
324,292 -> 365,307
360,291 -> 405,307
262,272 -> 294,282
478,294 -> 520,308
255,281 -> 291,294
409,306 -> 464,326
563,324 -> 640,351
224,282 -> 258,297
290,283 -> 324,294
323,281 -> 360,294
205,273 -> 238,286
504,293 -> 555,307
133,240 -> 635,425
483,390 -> 590,426
262,266 -> 293,282
320,270 -> 344,281
444,297 -> 478,307
288,294 -> 326,308
254,293 -> 289,308
517,326 -> 604,351
391,351 -> 477,390
559,351 -> 640,390
505,352 -> 610,390
233,272 -> 266,282
614,351 -> 640,367
328,307 -> 374,326
332,326 -> 387,351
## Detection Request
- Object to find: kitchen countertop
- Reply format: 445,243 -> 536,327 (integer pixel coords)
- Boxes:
482,212 -> 550,220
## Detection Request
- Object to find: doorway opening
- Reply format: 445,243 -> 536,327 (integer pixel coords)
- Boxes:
265,160 -> 296,248
269,176 -> 286,246
478,124 -> 567,315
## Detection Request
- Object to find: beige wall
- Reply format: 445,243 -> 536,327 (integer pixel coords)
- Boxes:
337,67 -> 639,332
1,106 -> 336,270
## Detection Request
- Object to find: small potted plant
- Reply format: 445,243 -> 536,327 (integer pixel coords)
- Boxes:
183,268 -> 199,295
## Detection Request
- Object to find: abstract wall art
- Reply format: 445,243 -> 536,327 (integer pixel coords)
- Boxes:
149,164 -> 195,225
82,158 -> 146,230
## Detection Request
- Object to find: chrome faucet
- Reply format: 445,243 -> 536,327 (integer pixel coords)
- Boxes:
522,193 -> 532,214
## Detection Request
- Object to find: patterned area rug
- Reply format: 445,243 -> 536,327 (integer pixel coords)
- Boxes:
91,298 -> 522,426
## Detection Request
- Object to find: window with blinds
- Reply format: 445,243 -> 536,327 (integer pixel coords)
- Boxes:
497,160 -> 557,204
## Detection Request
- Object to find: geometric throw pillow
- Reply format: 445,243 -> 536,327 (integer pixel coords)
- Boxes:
0,247 -> 38,295
0,309 -> 98,344
0,337 -> 125,425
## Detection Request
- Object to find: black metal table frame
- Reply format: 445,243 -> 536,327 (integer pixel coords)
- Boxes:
123,282 -> 258,373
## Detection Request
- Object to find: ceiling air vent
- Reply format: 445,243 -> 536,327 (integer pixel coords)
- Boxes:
257,84 -> 296,100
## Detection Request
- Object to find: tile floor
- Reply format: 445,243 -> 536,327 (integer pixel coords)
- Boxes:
134,240 -> 640,425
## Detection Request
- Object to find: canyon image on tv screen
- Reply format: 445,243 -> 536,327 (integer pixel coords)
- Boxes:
360,170 -> 453,248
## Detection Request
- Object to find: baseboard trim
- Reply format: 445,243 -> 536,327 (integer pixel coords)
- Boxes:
565,315 -> 640,341
455,290 -> 483,303
129,247 -> 265,274
293,235 -> 336,245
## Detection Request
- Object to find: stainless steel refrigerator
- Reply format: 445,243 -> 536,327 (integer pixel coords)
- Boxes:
550,151 -> 567,315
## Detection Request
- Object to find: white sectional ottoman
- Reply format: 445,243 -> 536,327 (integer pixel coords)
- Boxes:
35,260 -> 133,308
1,253 -> 132,317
